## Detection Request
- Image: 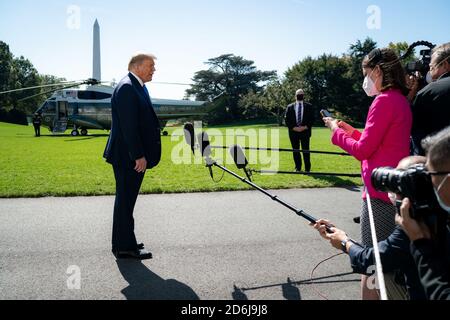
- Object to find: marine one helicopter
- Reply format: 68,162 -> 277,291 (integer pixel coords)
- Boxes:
1,19 -> 213,137
32,79 -> 211,136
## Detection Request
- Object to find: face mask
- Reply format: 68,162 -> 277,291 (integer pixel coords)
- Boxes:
297,95 -> 304,101
426,71 -> 433,84
362,69 -> 380,97
433,175 -> 450,214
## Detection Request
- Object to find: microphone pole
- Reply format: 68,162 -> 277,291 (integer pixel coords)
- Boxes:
250,169 -> 361,178
185,130 -> 332,231
208,159 -> 319,224
210,145 -> 351,157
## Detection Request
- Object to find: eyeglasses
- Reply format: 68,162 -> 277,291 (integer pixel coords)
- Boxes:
427,171 -> 450,176
427,172 -> 450,193
430,56 -> 449,71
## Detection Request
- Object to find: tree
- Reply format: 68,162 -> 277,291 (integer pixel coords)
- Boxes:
388,41 -> 416,64
0,41 -> 14,112
9,56 -> 42,115
0,41 -> 67,124
344,37 -> 378,124
284,54 -> 355,124
186,54 -> 277,121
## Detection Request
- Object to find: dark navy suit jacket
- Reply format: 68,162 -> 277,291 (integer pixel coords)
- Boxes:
103,73 -> 161,169
284,102 -> 314,138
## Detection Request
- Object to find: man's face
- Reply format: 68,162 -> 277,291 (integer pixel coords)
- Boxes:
429,54 -> 449,81
137,59 -> 156,83
428,162 -> 450,207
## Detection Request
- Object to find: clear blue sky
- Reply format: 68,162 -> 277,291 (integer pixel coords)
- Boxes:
1,0 -> 449,99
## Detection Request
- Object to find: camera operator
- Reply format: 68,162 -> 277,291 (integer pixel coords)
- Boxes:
397,127 -> 450,300
312,156 -> 428,300
411,42 -> 450,156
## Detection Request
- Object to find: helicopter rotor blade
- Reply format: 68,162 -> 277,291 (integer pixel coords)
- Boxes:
0,80 -> 84,95
152,81 -> 192,86
18,81 -> 90,102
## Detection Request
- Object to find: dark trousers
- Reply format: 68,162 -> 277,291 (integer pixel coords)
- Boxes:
112,165 -> 145,251
33,125 -> 40,137
289,131 -> 311,172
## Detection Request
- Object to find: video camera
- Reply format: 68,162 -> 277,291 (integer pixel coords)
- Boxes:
371,164 -> 441,220
402,41 -> 436,79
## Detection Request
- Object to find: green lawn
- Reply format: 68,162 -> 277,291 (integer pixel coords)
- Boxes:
0,122 -> 361,198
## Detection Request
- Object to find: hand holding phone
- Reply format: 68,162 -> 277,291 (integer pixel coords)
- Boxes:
320,109 -> 333,119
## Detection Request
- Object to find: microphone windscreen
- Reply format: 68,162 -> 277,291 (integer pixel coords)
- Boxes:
183,123 -> 195,150
230,145 -> 248,169
197,132 -> 211,158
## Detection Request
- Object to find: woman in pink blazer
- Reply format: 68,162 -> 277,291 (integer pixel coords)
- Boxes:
324,48 -> 412,299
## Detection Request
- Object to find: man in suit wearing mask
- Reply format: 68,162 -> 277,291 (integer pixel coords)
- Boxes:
284,89 -> 315,172
104,53 -> 162,260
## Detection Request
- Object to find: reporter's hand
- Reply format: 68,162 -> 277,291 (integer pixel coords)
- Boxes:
396,198 -> 431,241
407,74 -> 420,102
134,157 -> 148,173
311,219 -> 334,239
337,121 -> 355,136
311,219 -> 349,250
323,117 -> 339,132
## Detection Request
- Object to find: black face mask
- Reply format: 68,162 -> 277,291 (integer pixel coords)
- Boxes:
297,95 -> 304,101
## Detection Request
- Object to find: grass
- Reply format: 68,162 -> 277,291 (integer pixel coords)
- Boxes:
0,121 -> 361,198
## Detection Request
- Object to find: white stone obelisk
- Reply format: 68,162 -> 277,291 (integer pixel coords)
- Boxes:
92,19 -> 101,81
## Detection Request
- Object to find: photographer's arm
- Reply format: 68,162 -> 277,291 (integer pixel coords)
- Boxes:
399,199 -> 450,300
313,220 -> 413,275
410,239 -> 450,300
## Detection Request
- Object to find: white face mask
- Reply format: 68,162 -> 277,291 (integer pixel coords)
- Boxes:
434,174 -> 450,214
426,71 -> 433,84
363,69 -> 380,97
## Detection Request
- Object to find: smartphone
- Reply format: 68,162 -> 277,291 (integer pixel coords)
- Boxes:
320,109 -> 333,118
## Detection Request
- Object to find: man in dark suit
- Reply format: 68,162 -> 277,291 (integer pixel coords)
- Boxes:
284,89 -> 314,172
411,42 -> 450,155
32,113 -> 42,137
103,53 -> 161,260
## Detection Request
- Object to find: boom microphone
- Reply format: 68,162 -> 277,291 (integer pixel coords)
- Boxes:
198,132 -> 212,158
230,145 -> 252,181
183,123 -> 196,155
185,132 -> 334,232
197,132 -> 214,179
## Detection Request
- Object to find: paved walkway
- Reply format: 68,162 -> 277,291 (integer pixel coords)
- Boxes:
0,187 -> 363,300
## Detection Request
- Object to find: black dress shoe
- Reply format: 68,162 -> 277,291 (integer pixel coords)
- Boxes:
115,249 -> 153,260
113,243 -> 144,252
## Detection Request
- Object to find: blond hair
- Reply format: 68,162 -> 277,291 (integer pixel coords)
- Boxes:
128,53 -> 157,71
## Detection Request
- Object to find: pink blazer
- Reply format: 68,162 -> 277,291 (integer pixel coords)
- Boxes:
331,89 -> 412,203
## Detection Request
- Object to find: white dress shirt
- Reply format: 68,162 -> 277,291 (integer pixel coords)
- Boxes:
129,71 -> 144,87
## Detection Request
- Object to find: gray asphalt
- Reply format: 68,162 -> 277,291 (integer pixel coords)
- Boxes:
0,187 -> 363,300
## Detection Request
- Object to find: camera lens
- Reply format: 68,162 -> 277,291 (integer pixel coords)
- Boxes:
371,167 -> 403,194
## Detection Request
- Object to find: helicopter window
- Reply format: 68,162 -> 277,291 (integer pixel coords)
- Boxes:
78,91 -> 112,100
42,101 -> 56,113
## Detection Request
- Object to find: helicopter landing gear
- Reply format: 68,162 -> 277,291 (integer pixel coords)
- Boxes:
71,129 -> 79,136
80,129 -> 88,136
